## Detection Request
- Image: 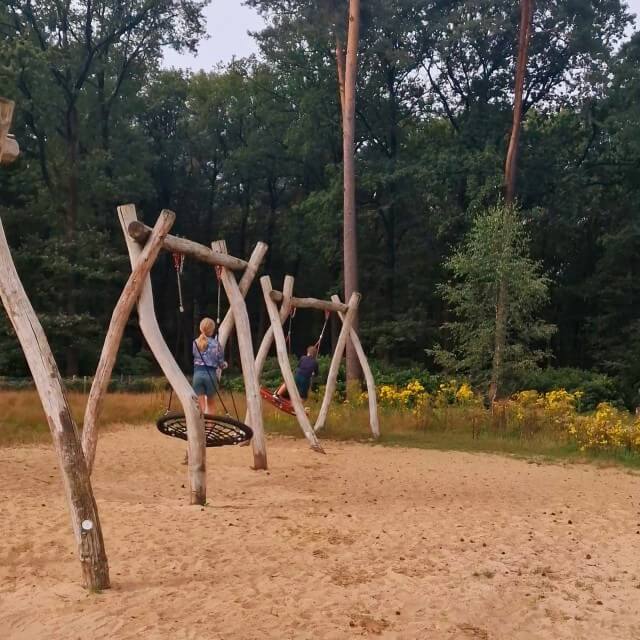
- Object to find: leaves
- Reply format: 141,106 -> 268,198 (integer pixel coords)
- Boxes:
0,0 -> 639,399
434,203 -> 556,391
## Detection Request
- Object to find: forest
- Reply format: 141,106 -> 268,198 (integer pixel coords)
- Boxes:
1,0 -> 640,405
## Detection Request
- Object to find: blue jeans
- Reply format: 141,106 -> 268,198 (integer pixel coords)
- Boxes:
193,366 -> 217,397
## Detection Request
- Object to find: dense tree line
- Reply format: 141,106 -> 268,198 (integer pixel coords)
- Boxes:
1,1 -> 639,401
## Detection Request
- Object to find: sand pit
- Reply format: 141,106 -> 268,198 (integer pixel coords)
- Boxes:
1,426 -> 640,639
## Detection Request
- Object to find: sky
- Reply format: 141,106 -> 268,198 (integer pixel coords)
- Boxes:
162,2 -> 263,70
162,0 -> 640,70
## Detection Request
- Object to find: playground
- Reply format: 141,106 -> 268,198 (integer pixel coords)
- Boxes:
3,1 -> 640,638
2,428 -> 639,639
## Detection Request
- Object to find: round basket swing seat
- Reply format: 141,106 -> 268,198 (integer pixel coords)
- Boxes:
157,411 -> 253,447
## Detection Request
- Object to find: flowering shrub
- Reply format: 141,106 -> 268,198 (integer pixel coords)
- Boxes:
568,403 -> 640,452
541,389 -> 582,427
377,380 -> 430,409
374,381 -> 640,457
376,379 -> 480,411
455,383 -> 477,405
511,389 -> 581,434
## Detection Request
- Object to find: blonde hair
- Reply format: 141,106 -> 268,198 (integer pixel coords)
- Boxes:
196,317 -> 216,352
306,345 -> 318,357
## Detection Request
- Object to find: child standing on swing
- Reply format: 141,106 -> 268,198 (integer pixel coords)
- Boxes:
275,345 -> 319,400
193,317 -> 226,414
183,318 -> 227,465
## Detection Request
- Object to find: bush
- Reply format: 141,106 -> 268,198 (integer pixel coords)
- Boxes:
569,403 -> 640,453
515,367 -> 623,411
369,362 -> 441,394
115,350 -> 154,376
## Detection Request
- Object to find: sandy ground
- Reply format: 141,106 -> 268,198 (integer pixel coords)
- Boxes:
1,427 -> 640,640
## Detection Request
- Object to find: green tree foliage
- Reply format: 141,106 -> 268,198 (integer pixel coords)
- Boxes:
0,0 -> 639,402
433,204 -> 555,392
0,0 -> 208,373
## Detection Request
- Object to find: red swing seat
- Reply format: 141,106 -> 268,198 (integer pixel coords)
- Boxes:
260,387 -> 296,416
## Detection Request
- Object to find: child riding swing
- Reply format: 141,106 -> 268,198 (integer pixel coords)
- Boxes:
274,345 -> 319,401
270,309 -> 329,409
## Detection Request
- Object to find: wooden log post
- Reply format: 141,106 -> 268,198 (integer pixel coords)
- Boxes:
0,98 -> 19,165
218,242 -> 268,350
248,276 -> 294,425
331,294 -> 380,438
118,205 -> 207,505
314,292 -> 361,433
0,218 -> 110,590
82,210 -> 176,472
254,275 -> 295,379
212,241 -> 268,470
261,276 -> 324,453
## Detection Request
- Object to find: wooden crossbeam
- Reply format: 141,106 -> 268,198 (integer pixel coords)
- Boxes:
269,290 -> 348,313
128,220 -> 248,271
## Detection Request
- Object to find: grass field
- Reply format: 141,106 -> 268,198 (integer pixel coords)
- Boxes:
2,389 -> 639,469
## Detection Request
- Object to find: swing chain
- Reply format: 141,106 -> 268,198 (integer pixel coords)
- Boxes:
172,252 -> 185,313
285,307 -> 296,353
215,265 -> 223,325
315,309 -> 331,352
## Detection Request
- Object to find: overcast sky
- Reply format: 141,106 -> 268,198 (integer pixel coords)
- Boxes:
162,0 -> 640,70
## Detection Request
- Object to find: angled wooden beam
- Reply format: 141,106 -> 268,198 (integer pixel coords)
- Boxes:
331,294 -> 380,438
261,276 -> 324,453
218,241 -> 268,350
254,275 -> 295,379
0,218 -> 109,590
119,205 -> 207,505
313,292 -> 360,432
82,210 -> 176,472
128,220 -> 247,271
212,240 -> 268,469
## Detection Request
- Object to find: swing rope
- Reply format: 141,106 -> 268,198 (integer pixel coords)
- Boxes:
285,307 -> 296,354
215,265 -> 223,325
167,252 -> 186,412
212,264 -> 240,421
172,251 -> 185,313
314,310 -> 331,353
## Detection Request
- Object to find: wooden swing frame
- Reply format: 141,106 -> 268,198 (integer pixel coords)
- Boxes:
259,276 -> 380,448
80,205 -> 270,508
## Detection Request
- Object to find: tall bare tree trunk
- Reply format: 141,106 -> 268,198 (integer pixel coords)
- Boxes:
489,0 -> 534,403
504,0 -> 534,204
342,0 -> 362,391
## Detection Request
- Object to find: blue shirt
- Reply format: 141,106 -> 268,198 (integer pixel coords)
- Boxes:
296,355 -> 319,381
193,337 -> 224,369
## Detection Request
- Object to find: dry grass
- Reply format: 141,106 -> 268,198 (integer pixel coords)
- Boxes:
0,390 -> 164,445
2,389 -> 640,469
